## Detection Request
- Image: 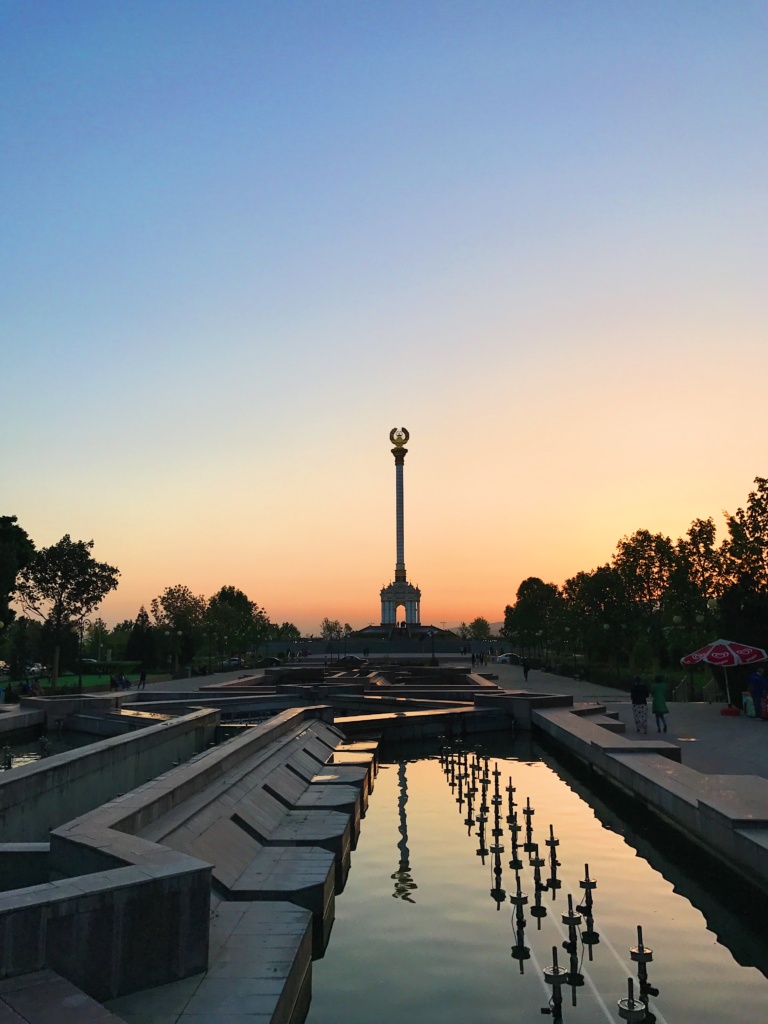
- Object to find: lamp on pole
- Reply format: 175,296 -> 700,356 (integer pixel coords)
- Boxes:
164,629 -> 183,676
77,618 -> 91,693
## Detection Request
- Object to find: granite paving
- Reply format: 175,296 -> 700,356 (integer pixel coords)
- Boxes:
106,902 -> 312,1024
0,970 -> 128,1024
491,661 -> 768,780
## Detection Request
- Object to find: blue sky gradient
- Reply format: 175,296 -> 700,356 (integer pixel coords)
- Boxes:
3,2 -> 767,630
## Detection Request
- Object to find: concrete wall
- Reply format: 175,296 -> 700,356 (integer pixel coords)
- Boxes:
0,859 -> 210,1001
0,707 -> 220,841
0,709 -> 336,999
530,700 -> 768,896
339,705 -> 512,739
0,844 -> 49,890
102,706 -> 334,837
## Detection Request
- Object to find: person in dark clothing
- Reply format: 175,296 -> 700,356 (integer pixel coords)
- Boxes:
522,658 -> 530,683
747,666 -> 767,720
630,676 -> 650,733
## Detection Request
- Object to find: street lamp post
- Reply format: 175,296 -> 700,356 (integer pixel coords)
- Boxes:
77,618 -> 91,693
165,629 -> 183,676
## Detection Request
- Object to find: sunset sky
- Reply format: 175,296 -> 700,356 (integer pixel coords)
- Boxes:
3,2 -> 767,634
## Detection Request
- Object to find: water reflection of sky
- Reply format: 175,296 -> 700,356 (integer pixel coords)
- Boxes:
306,734 -> 768,1024
1,730 -> 95,770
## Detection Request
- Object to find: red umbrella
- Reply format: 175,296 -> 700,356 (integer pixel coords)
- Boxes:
680,639 -> 768,706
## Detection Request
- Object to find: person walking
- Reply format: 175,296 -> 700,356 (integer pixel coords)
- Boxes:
630,675 -> 649,734
650,674 -> 668,733
522,658 -> 530,683
138,666 -> 147,690
746,666 -> 767,720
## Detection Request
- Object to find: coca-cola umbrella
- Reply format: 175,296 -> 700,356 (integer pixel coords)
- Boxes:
680,639 -> 768,706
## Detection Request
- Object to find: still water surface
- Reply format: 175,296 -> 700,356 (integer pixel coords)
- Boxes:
1,729 -> 96,769
306,733 -> 768,1024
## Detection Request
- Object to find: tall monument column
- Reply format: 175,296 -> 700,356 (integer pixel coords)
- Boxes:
380,428 -> 421,627
393,433 -> 407,583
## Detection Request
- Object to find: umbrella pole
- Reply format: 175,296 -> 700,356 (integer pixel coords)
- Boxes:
724,666 -> 732,707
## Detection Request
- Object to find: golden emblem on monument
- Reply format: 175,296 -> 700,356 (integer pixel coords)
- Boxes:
390,427 -> 410,448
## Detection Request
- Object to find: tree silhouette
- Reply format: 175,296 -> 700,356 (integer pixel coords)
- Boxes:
16,535 -> 119,686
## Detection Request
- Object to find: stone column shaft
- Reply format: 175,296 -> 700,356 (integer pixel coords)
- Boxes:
393,447 -> 407,583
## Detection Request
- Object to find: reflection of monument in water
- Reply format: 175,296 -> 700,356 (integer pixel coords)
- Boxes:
391,761 -> 418,903
380,428 -> 422,631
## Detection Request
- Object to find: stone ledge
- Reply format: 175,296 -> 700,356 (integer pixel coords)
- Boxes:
0,969 -> 129,1024
530,699 -> 768,895
533,706 -> 681,763
106,902 -> 313,1024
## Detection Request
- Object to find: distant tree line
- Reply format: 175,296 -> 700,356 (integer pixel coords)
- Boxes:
501,476 -> 768,683
0,517 -> 300,685
456,618 -> 492,640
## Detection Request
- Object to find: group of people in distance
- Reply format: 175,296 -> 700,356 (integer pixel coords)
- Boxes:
19,677 -> 43,697
631,665 -> 768,729
630,675 -> 669,734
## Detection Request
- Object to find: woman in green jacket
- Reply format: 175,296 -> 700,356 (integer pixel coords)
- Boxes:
650,675 -> 669,733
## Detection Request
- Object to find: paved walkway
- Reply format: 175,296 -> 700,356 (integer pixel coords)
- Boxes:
9,658 -> 760,804
128,667 -> 260,694
128,661 -> 768,780
490,662 -> 768,780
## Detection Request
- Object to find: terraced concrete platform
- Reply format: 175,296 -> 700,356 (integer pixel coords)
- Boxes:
0,970 -> 128,1024
107,901 -> 312,1024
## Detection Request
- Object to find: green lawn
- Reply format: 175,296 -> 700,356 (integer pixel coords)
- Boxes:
2,672 -> 169,695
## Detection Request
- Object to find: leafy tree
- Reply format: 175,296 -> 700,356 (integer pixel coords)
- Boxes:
204,586 -> 270,663
320,618 -> 343,640
677,517 -> 727,599
500,609 -> 514,641
562,565 -> 627,664
718,578 -> 768,652
85,617 -> 109,661
271,621 -> 301,641
125,607 -> 156,669
456,621 -> 471,639
611,530 -> 679,669
16,536 -> 119,686
343,623 -> 354,636
250,605 -> 273,655
0,516 -> 35,627
709,477 -> 768,653
724,477 -> 768,589
612,529 -> 677,609
107,619 -> 135,661
469,617 -> 491,639
151,584 -> 206,668
505,577 -> 562,654
6,616 -> 38,680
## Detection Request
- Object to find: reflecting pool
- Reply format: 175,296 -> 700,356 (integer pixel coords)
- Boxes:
0,729 -> 95,769
305,733 -> 768,1024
